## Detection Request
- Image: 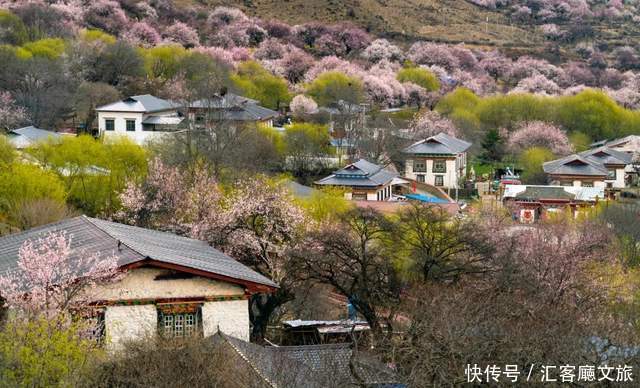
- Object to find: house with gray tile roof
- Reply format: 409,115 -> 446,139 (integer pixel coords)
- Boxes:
544,147 -> 632,189
0,216 -> 276,349
402,132 -> 471,189
7,126 -> 61,149
96,93 -> 278,145
315,159 -> 404,201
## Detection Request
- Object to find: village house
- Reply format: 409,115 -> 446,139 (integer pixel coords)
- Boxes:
0,216 -> 277,349
502,185 -> 604,223
315,159 -> 406,201
543,147 -> 632,189
96,93 -> 278,145
591,135 -> 640,185
402,132 -> 471,189
7,125 -> 61,149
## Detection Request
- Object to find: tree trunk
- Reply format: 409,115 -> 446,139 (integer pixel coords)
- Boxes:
249,288 -> 294,342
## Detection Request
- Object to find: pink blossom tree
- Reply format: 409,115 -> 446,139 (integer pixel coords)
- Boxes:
409,110 -> 459,138
361,39 -> 404,63
122,21 -> 161,48
0,91 -> 28,130
290,94 -> 318,118
511,74 -> 561,95
507,121 -> 573,155
83,0 -> 128,34
363,73 -> 407,107
164,21 -> 200,48
408,42 -> 460,71
0,232 -> 120,319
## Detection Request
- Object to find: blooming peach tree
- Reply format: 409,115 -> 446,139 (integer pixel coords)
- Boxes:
0,232 -> 120,319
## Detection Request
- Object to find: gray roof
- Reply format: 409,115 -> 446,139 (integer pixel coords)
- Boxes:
315,159 -> 398,188
286,181 -> 317,198
0,216 -> 276,289
212,333 -> 400,387
403,132 -> 471,155
8,126 -> 61,148
96,94 -> 178,113
543,154 -> 609,177
579,146 -> 632,166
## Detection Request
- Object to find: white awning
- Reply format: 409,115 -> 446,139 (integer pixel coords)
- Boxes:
390,177 -> 409,186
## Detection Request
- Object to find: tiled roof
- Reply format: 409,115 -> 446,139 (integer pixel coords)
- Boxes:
8,126 -> 61,148
315,159 -> 398,187
0,216 -> 277,289
543,154 -> 609,177
212,333 -> 401,387
96,94 -> 177,113
579,146 -> 632,166
503,185 -> 604,202
403,132 -> 471,155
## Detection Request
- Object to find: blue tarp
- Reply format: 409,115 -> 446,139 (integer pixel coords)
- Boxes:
404,193 -> 449,204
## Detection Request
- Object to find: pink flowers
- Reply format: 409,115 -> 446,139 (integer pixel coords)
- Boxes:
409,110 -> 459,138
0,232 -> 120,319
507,121 -> 573,155
164,21 -> 200,48
290,95 -> 319,118
0,91 -> 28,130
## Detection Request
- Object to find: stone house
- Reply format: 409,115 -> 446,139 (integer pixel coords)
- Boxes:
402,132 -> 471,189
0,216 -> 277,349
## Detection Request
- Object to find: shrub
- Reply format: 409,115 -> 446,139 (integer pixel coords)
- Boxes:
306,71 -> 364,106
397,67 -> 440,91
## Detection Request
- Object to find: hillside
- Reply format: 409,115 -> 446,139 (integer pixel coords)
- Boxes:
198,0 -> 640,59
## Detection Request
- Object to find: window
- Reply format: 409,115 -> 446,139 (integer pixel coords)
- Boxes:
435,175 -> 444,186
126,119 -> 136,132
158,306 -> 201,338
413,160 -> 426,172
105,119 -> 115,131
433,160 -> 446,173
607,170 -> 616,180
416,174 -> 425,183
583,182 -> 593,187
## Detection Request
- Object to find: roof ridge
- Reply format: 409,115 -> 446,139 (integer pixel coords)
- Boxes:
80,216 -> 144,259
220,334 -> 277,388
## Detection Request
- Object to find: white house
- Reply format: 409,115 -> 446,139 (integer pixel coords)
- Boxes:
0,216 -> 277,350
315,159 -> 405,201
544,147 -> 632,189
402,132 -> 471,189
96,93 -> 279,145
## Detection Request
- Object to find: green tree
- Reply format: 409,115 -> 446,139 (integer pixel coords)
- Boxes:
555,89 -> 624,140
480,128 -> 505,163
0,135 -> 16,166
27,135 -> 147,216
296,186 -> 352,222
0,9 -> 28,45
282,123 -> 333,175
21,38 -> 66,59
0,316 -> 99,387
232,61 -> 290,110
397,67 -> 440,91
140,44 -> 187,82
0,163 -> 67,216
306,71 -> 364,106
519,146 -> 555,184
568,131 -> 592,152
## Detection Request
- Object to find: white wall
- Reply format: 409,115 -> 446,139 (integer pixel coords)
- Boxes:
404,156 -> 462,189
85,268 -> 245,301
98,110 -> 177,145
202,300 -> 250,341
105,305 -> 157,350
604,168 -> 626,188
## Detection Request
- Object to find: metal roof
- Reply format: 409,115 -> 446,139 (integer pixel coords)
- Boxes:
543,154 -> 609,176
0,216 -> 277,289
315,159 -> 398,187
8,126 -> 61,148
403,132 -> 471,155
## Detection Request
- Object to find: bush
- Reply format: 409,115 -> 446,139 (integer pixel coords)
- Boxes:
0,163 -> 67,216
397,67 -> 440,91
232,61 -> 290,110
519,146 -> 555,184
305,71 -> 364,106
0,316 -> 100,387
